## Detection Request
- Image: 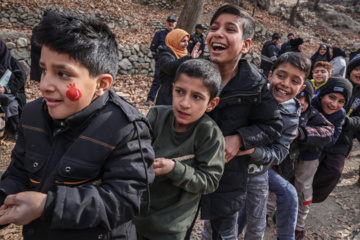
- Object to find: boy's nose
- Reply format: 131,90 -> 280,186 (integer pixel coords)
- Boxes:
180,97 -> 191,108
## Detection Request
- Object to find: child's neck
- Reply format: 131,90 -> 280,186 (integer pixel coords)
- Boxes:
217,63 -> 239,85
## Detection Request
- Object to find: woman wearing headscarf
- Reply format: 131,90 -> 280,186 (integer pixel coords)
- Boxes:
0,38 -> 27,138
309,44 -> 331,79
330,47 -> 347,78
155,28 -> 201,105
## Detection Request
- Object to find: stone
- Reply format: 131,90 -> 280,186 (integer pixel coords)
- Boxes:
139,58 -> 145,63
122,49 -> 131,57
118,58 -> 133,70
150,59 -> 156,72
144,56 -> 151,63
118,51 -> 123,60
10,13 -> 17,18
244,53 -> 252,62
139,69 -> 149,75
9,17 -> 17,23
1,18 -> 9,23
140,63 -> 149,69
18,7 -> 24,13
17,38 -> 28,48
107,21 -> 115,29
251,52 -> 261,68
119,70 -> 128,75
140,45 -> 150,54
133,44 -> 140,52
128,55 -> 139,62
5,42 -> 16,50
19,60 -> 30,75
255,25 -> 262,33
132,62 -> 141,69
10,48 -> 30,60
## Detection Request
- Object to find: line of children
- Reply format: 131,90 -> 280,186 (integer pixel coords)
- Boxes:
237,52 -> 310,239
0,11 -> 155,240
134,59 -> 225,240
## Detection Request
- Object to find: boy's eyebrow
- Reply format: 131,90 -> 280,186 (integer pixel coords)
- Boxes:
212,20 -> 240,28
39,61 -> 72,70
277,70 -> 304,81
174,86 -> 207,98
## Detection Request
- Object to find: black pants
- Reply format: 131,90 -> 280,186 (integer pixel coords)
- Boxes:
312,152 -> 346,203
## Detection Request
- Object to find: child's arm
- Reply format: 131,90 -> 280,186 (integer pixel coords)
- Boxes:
327,109 -> 346,146
164,128 -> 225,194
297,111 -> 334,146
236,84 -> 283,151
158,51 -> 190,76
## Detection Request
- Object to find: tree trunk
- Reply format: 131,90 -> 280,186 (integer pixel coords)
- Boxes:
313,0 -> 321,11
257,0 -> 275,10
289,0 -> 300,27
252,0 -> 257,17
177,0 -> 206,34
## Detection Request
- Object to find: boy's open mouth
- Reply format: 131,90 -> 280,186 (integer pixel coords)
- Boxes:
211,43 -> 227,52
178,110 -> 190,117
275,87 -> 289,95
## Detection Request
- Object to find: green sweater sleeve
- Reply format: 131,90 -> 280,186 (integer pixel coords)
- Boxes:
165,119 -> 225,194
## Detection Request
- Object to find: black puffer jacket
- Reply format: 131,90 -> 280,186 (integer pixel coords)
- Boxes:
155,45 -> 191,105
0,90 -> 155,240
201,59 -> 282,220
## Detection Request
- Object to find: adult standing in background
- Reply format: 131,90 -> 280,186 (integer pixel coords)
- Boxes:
309,44 -> 331,79
330,47 -> 347,78
187,24 -> 207,58
260,33 -> 281,77
280,33 -> 294,55
145,15 -> 177,106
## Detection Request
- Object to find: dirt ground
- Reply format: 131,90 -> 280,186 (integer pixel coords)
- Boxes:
1,78 -> 360,239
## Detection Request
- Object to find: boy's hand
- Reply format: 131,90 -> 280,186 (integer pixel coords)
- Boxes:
0,192 -> 47,226
0,86 -> 5,94
236,148 -> 255,156
190,42 -> 202,59
153,158 -> 175,176
224,135 -> 243,163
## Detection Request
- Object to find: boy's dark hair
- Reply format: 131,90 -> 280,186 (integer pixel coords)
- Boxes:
288,33 -> 294,37
174,59 -> 221,101
272,33 -> 281,40
210,4 -> 255,40
36,11 -> 119,79
314,61 -> 332,73
271,52 -> 311,80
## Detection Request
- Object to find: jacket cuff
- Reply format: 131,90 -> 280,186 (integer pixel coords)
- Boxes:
3,85 -> 10,94
41,191 -> 56,222
249,147 -> 263,160
166,160 -> 184,182
298,127 -> 306,141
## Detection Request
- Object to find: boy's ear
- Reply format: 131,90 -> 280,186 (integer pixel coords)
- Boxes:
206,97 -> 220,112
94,74 -> 113,97
298,84 -> 306,93
268,71 -> 273,82
240,39 -> 252,54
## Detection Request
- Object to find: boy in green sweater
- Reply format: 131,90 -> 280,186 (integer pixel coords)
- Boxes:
134,59 -> 225,240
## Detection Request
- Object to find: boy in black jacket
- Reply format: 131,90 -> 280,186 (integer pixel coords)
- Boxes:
0,11 -> 155,240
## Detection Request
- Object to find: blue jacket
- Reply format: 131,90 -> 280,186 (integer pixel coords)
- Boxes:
150,29 -> 170,59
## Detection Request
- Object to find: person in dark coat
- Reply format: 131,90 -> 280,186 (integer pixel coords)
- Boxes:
0,38 -> 27,137
311,77 -> 353,203
187,23 -> 207,58
287,37 -> 304,53
155,28 -> 201,106
199,5 -> 282,239
309,44 -> 331,79
0,11 -> 155,240
330,46 -> 347,78
280,33 -> 294,55
145,15 -> 177,105
260,33 -> 281,77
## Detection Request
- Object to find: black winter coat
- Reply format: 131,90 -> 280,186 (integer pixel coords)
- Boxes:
1,57 -> 27,110
155,46 -> 191,105
260,40 -> 277,72
0,90 -> 155,240
201,59 -> 282,220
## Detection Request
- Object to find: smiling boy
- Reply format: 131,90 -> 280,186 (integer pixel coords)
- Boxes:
311,61 -> 332,96
237,52 -> 309,239
135,59 -> 225,240
0,12 -> 155,240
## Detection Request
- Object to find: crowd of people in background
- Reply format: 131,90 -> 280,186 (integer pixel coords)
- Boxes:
0,3 -> 359,240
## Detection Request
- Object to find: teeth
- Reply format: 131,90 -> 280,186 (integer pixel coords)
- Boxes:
277,88 -> 288,95
212,43 -> 226,48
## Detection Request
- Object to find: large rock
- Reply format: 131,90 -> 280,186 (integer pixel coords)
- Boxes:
118,58 -> 133,70
19,60 -> 30,75
17,38 -> 28,48
10,48 -> 30,60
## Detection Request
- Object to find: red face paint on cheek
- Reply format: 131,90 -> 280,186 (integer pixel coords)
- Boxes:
66,83 -> 82,101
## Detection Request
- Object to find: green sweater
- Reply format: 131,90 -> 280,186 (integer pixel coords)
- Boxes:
135,106 -> 225,240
